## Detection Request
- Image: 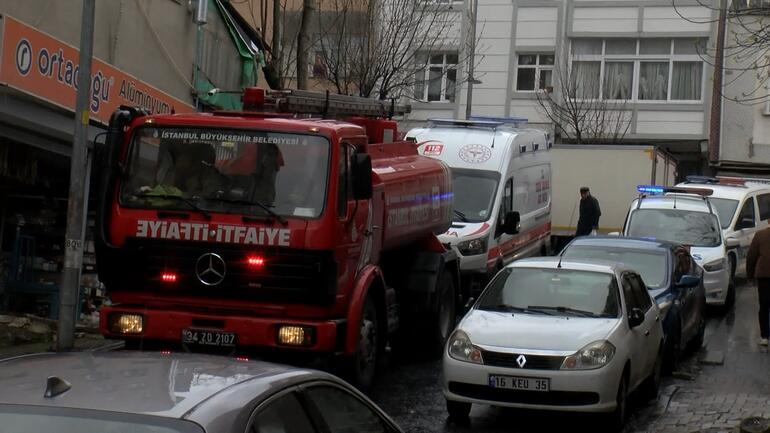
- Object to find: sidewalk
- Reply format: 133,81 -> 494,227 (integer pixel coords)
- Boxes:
628,279 -> 770,433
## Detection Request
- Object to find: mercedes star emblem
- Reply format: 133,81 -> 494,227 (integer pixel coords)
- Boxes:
516,354 -> 527,368
195,253 -> 226,286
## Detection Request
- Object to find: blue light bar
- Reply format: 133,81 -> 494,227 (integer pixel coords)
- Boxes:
637,185 -> 665,194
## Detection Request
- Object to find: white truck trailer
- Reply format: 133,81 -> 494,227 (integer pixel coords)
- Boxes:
551,144 -> 678,251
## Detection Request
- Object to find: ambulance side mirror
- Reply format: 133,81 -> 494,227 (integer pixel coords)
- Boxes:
352,153 -> 373,200
503,211 -> 521,235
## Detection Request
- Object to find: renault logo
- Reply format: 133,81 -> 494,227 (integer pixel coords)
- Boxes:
516,354 -> 527,368
196,253 -> 226,286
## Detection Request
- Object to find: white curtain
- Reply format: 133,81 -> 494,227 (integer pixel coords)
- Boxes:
672,62 -> 702,100
603,62 -> 633,100
571,62 -> 601,99
639,62 -> 669,100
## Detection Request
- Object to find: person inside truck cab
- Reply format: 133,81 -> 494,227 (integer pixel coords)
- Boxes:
218,141 -> 284,205
145,141 -> 226,199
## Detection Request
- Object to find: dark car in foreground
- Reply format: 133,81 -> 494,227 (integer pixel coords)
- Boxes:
561,236 -> 706,370
0,351 -> 403,433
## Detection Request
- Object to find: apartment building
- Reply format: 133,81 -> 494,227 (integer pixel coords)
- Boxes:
407,0 -> 720,173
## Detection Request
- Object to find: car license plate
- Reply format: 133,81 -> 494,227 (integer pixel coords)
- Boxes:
489,374 -> 550,392
182,329 -> 236,347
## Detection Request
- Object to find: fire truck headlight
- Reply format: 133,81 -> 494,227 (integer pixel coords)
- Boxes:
277,325 -> 315,347
110,314 -> 144,334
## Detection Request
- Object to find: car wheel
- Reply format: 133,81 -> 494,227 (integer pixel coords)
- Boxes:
426,271 -> 457,356
688,316 -> 706,352
663,322 -> 681,374
446,399 -> 471,422
607,373 -> 628,432
642,346 -> 663,402
348,296 -> 380,391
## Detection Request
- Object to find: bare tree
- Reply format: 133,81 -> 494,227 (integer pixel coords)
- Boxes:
296,0 -> 317,89
673,0 -> 770,105
312,0 -> 482,100
535,49 -> 632,144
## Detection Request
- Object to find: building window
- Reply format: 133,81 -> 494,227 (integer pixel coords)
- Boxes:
515,54 -> 554,91
415,53 -> 458,102
570,38 -> 704,102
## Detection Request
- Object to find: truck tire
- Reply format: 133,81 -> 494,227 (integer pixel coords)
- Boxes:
425,271 -> 457,356
348,295 -> 380,390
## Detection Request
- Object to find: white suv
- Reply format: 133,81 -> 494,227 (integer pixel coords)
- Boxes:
621,187 -> 732,306
676,176 -> 770,281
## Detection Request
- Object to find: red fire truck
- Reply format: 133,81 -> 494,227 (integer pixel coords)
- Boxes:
95,88 -> 462,387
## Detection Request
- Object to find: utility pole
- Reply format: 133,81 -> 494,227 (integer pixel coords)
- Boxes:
58,0 -> 95,351
193,0 -> 208,108
709,0 -> 727,167
465,0 -> 479,119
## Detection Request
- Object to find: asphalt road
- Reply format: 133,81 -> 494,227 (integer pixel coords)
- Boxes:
369,280 -> 746,433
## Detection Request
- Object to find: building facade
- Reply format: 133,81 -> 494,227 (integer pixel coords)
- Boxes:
407,0 -> 721,174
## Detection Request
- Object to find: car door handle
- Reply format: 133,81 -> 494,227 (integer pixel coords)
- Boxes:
644,330 -> 650,336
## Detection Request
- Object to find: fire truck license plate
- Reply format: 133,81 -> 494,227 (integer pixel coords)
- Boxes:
182,329 -> 236,347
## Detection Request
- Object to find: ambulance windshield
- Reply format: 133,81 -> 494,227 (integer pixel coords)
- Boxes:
119,127 -> 330,218
451,168 -> 500,223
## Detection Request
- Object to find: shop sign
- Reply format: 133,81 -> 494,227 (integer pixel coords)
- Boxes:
0,15 -> 194,125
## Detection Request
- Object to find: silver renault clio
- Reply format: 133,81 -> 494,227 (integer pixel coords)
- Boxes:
0,351 -> 402,433
443,258 -> 664,431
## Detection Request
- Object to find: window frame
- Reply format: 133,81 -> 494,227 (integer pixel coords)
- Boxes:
569,38 -> 705,103
515,53 -> 555,92
299,381 -> 398,433
736,197 -> 758,230
759,193 -> 770,221
415,53 -> 458,103
245,387 -> 319,433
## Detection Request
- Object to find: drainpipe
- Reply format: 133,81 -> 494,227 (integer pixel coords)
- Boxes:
193,0 -> 208,109
709,0 -> 727,168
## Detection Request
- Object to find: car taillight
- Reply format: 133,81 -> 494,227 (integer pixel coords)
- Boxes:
247,255 -> 266,270
161,272 -> 178,283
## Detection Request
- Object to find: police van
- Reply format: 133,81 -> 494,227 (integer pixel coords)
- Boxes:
406,118 -> 551,295
676,176 -> 770,280
622,185 -> 732,306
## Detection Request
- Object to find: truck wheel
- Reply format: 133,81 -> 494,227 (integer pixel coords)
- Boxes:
426,271 -> 457,356
348,296 -> 380,390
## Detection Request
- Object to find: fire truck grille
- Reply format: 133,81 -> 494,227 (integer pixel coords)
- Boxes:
116,239 -> 337,305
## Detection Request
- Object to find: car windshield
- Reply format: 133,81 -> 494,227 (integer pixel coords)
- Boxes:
627,208 -> 721,247
561,246 -> 668,289
120,127 -> 330,218
709,198 -> 739,229
477,267 -> 620,318
451,168 -> 500,222
0,405 -> 202,433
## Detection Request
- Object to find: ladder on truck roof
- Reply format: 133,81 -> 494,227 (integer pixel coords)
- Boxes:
243,88 -> 411,119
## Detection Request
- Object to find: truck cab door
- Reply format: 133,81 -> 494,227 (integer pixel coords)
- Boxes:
335,142 -> 372,286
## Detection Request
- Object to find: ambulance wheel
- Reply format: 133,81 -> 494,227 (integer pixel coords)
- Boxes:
348,296 -> 380,391
426,271 -> 456,356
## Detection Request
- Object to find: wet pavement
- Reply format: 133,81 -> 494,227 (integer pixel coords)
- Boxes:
370,278 -> 770,432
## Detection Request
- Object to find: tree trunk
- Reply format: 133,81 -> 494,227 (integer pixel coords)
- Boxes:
296,0 -> 316,89
271,0 -> 283,88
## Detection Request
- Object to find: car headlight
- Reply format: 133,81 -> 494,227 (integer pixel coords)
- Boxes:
561,340 -> 615,370
703,258 -> 725,272
457,237 -> 488,256
447,330 -> 484,364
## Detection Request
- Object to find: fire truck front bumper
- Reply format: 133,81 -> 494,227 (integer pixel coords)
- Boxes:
100,306 -> 342,353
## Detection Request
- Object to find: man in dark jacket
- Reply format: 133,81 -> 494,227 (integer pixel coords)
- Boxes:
747,225 -> 770,346
575,186 -> 601,237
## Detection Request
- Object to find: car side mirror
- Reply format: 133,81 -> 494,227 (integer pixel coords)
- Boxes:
628,308 -> 645,328
503,211 -> 521,235
725,237 -> 740,248
676,275 -> 700,288
351,153 -> 373,200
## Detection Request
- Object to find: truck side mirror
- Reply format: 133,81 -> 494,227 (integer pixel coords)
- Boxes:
503,211 -> 520,235
352,153 -> 373,200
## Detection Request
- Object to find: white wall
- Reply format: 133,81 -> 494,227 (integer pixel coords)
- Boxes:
573,7 -> 638,33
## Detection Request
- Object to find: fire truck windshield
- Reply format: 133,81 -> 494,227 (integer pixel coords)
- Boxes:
119,127 -> 330,218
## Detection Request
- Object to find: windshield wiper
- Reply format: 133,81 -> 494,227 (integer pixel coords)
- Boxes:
527,305 -> 600,317
134,193 -> 211,219
479,304 -> 553,315
206,197 -> 288,226
454,210 -> 469,222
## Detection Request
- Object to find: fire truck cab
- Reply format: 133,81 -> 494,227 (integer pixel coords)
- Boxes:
95,89 -> 459,388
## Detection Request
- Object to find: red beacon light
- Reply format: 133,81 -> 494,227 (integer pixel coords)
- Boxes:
160,272 -> 178,283
247,255 -> 266,270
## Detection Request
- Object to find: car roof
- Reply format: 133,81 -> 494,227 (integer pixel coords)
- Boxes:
677,181 -> 770,200
632,194 -> 712,212
567,236 -> 679,253
510,257 -> 632,274
0,351 -> 331,419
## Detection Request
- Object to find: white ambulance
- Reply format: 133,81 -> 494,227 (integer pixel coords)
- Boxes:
406,118 -> 552,295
